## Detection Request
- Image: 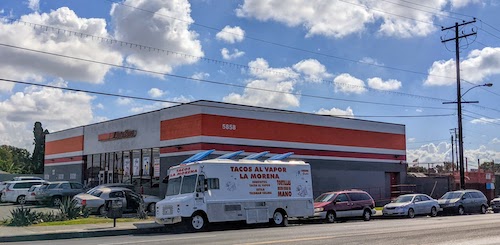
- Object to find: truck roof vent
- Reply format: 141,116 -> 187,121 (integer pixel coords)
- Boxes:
242,151 -> 269,160
181,149 -> 215,164
217,150 -> 244,159
268,152 -> 294,161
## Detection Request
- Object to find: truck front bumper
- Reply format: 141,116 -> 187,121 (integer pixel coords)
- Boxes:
155,216 -> 182,225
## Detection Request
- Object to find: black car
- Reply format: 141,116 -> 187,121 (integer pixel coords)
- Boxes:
438,189 -> 488,215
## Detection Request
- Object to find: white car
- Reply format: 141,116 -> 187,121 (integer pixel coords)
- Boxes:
25,185 -> 42,203
1,180 -> 47,204
73,187 -> 160,215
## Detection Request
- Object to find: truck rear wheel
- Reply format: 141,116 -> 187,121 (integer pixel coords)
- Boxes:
271,210 -> 288,227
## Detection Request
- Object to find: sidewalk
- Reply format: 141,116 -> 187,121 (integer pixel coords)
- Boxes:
0,220 -> 165,243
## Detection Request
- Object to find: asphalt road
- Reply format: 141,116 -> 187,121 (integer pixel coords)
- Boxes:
7,212 -> 500,245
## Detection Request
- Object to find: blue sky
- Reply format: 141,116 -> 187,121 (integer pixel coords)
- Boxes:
0,0 -> 499,167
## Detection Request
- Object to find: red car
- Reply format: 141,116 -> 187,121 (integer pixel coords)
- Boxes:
313,189 -> 376,223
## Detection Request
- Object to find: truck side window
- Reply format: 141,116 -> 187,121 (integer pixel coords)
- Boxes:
207,178 -> 220,190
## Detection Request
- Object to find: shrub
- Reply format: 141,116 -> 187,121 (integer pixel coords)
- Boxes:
8,207 -> 35,226
59,197 -> 83,220
136,198 -> 148,220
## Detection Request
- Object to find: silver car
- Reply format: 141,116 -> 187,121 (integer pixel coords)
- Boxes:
73,187 -> 160,215
491,196 -> 500,213
383,194 -> 440,218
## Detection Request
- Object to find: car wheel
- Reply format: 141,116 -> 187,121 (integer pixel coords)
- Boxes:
148,203 -> 156,213
326,211 -> 336,223
480,205 -> 487,214
189,213 -> 207,231
363,209 -> 371,221
272,210 -> 288,227
458,206 -> 465,215
17,195 -> 26,205
430,206 -> 438,217
52,196 -> 62,207
407,208 -> 415,218
98,205 -> 107,216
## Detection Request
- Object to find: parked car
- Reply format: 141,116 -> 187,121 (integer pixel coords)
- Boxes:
438,189 -> 488,215
73,187 -> 160,215
383,194 -> 440,218
313,189 -> 376,223
0,181 -> 8,200
12,176 -> 44,181
85,183 -> 136,192
25,184 -> 42,203
490,196 -> 500,213
0,180 -> 47,204
37,181 -> 85,206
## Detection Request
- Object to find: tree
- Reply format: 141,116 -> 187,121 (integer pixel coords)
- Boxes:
407,166 -> 427,173
480,161 -> 500,173
0,145 -> 30,174
31,122 -> 49,174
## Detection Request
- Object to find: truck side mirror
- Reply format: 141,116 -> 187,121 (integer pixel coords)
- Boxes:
204,179 -> 208,192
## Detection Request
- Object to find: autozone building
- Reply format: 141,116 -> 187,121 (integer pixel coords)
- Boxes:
44,100 -> 407,200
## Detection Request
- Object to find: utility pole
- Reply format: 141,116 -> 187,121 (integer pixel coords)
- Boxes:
450,133 -> 454,172
441,19 -> 477,190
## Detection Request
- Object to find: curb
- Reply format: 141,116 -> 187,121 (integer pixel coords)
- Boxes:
0,226 -> 166,243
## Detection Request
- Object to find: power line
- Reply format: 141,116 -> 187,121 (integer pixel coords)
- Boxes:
0,78 -> 455,119
463,114 -> 500,127
378,0 -> 465,22
5,19 -> 450,103
397,0 -> 475,19
0,42 -> 456,111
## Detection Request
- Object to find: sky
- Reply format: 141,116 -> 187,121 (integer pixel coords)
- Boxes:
0,0 -> 500,169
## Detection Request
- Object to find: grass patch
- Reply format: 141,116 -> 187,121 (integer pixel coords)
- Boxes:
34,217 -> 154,226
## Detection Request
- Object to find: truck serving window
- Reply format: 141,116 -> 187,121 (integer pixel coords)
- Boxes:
166,177 -> 182,196
207,178 -> 220,190
180,174 -> 197,194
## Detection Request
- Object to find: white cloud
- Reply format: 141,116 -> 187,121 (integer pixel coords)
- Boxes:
408,143 -> 500,164
216,25 -> 245,43
130,95 -> 192,114
27,0 -> 40,11
223,58 -> 300,109
0,80 -> 95,151
292,59 -> 332,82
367,77 -> 402,91
451,0 -> 481,9
316,106 -> 354,118
235,0 -> 473,38
408,138 -> 416,143
416,108 -> 423,113
333,73 -> 367,94
191,72 -> 210,80
0,7 -> 123,92
110,0 -> 203,77
470,117 -> 500,124
221,48 -> 245,60
116,97 -> 133,106
148,88 -> 165,98
491,138 -> 500,144
424,47 -> 500,86
95,103 -> 104,110
360,57 -> 384,66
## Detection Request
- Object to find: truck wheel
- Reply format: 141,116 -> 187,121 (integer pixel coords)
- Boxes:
326,211 -> 336,223
407,208 -> 415,218
272,210 -> 288,227
17,195 -> 26,205
190,213 -> 207,231
430,206 -> 438,217
458,206 -> 465,215
363,209 -> 372,221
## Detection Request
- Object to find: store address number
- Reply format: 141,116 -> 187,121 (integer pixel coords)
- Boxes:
222,124 -> 237,130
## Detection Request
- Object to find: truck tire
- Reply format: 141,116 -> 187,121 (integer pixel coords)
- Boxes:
189,213 -> 207,231
271,210 -> 288,227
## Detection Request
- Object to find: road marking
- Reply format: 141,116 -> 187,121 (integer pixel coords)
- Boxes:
97,234 -> 217,245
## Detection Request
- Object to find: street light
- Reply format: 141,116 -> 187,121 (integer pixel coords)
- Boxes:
444,82 -> 493,190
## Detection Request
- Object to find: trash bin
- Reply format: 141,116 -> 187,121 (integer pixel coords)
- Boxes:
105,199 -> 123,218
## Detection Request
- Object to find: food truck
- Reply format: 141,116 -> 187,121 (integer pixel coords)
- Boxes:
155,150 -> 314,231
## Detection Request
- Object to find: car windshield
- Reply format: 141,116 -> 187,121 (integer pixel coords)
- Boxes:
441,192 -> 462,199
315,193 -> 336,202
393,195 -> 414,203
166,177 -> 182,196
87,189 -> 102,197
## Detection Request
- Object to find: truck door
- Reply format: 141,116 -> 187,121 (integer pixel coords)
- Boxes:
195,175 -> 206,208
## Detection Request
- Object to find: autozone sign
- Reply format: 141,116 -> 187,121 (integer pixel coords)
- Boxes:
98,129 -> 137,141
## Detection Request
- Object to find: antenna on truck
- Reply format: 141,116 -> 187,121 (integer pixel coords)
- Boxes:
181,149 -> 215,164
268,152 -> 294,160
243,151 -> 269,160
216,150 -> 244,159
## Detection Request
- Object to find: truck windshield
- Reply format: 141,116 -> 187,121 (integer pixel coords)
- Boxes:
166,177 -> 182,196
181,174 -> 197,194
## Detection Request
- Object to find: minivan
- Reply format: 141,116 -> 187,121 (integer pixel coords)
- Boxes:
438,189 -> 488,215
313,189 -> 376,222
1,180 -> 47,204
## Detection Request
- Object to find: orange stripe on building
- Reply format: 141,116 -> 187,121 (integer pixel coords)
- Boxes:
161,114 -> 405,150
45,135 -> 84,155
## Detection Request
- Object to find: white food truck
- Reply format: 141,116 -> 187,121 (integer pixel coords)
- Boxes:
155,150 -> 314,231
